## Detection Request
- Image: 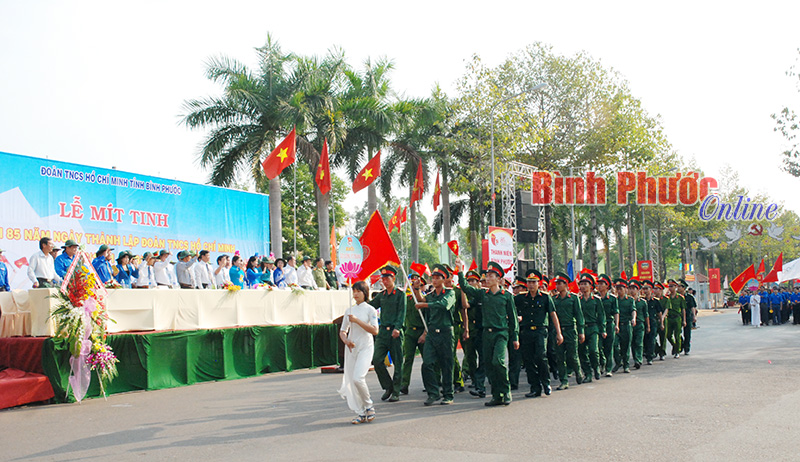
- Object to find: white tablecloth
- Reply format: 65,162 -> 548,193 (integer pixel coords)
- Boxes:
0,288 -> 352,337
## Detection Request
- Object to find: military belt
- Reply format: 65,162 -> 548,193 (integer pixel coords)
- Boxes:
485,327 -> 507,333
619,321 -> 630,325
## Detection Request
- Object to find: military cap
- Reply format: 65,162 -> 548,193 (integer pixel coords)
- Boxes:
62,239 -> 78,249
641,280 -> 654,288
486,261 -> 504,278
158,249 -> 171,257
553,272 -> 571,285
667,279 -> 678,287
597,274 -> 612,286
431,264 -> 449,278
515,276 -> 527,288
443,264 -> 455,276
579,273 -> 596,286
380,265 -> 397,277
465,270 -> 481,281
526,269 -> 542,281
96,244 -> 114,256
654,281 -> 665,289
614,278 -> 628,288
678,278 -> 689,288
628,279 -> 641,289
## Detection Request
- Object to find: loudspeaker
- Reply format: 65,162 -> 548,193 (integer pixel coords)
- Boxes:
517,259 -> 537,277
515,190 -> 540,244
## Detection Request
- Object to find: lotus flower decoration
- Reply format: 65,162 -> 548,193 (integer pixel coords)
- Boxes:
339,261 -> 362,279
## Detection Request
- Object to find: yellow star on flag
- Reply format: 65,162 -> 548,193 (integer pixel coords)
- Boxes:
318,170 -> 325,180
413,180 -> 419,192
277,147 -> 289,163
362,168 -> 373,180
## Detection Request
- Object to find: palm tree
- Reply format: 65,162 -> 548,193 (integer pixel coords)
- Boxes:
336,58 -> 397,216
181,35 -> 293,257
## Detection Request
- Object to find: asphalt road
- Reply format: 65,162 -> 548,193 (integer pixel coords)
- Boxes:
3,310 -> 800,461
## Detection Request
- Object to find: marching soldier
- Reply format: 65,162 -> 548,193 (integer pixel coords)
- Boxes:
508,276 -> 527,390
369,266 -> 407,402
578,273 -> 605,381
613,278 -> 635,374
641,280 -> 659,365
654,282 -> 670,360
516,269 -> 563,397
629,279 -> 647,369
552,272 -> 585,390
541,274 -> 559,381
416,264 -> 456,405
457,259 -> 519,406
679,279 -> 697,355
597,274 -> 619,377
399,271 -> 426,395
444,264 -> 468,393
664,279 -> 686,359
462,270 -> 486,397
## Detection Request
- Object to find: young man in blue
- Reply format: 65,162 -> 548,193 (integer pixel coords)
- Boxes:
54,240 -> 79,279
0,249 -> 10,292
92,244 -> 115,285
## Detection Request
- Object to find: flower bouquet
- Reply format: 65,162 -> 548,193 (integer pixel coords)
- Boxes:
221,282 -> 240,293
289,283 -> 305,295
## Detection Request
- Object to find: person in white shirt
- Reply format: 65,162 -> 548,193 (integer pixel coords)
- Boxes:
28,237 -> 61,288
214,254 -> 231,287
152,250 -> 173,288
176,251 -> 198,289
135,252 -> 156,288
195,250 -> 216,289
283,256 -> 299,286
750,288 -> 762,327
296,256 -> 318,289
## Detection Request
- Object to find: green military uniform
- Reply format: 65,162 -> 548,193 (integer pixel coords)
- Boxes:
459,264 -> 519,405
461,271 -> 485,394
657,293 -> 671,358
420,265 -> 456,404
598,275 -> 619,375
400,286 -> 426,394
577,274 -> 605,382
552,273 -> 585,388
324,268 -> 338,290
515,275 -> 555,396
682,282 -> 697,355
665,285 -> 686,357
614,282 -> 635,373
369,268 -> 407,400
632,294 -> 647,368
643,282 -> 661,363
450,285 -> 466,391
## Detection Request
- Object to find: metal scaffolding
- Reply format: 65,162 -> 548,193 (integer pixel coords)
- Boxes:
500,161 -> 547,272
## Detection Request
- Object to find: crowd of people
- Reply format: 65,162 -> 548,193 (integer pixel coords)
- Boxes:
338,256 -> 699,424
8,237 -> 345,291
739,286 -> 800,326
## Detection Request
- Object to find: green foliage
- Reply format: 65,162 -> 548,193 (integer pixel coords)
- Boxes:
772,48 -> 800,177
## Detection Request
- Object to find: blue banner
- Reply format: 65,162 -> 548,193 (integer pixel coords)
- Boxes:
0,151 -> 270,288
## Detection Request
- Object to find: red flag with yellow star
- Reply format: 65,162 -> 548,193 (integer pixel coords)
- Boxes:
410,161 -> 424,204
315,138 -> 331,195
401,206 -> 407,224
388,205 -> 402,233
433,169 -> 441,211
262,127 -> 296,180
352,151 -> 381,193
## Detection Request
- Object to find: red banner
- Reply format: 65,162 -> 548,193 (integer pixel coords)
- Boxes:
708,268 -> 721,293
636,260 -> 653,281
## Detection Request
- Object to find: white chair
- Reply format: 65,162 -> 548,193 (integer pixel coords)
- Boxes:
11,290 -> 31,336
0,292 -> 19,337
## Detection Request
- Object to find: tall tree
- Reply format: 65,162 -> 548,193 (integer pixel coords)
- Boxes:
772,49 -> 800,177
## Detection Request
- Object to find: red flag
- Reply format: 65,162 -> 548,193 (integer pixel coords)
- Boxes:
730,264 -> 756,295
708,268 -> 721,293
315,138 -> 331,195
568,280 -> 579,293
433,169 -> 441,211
388,205 -> 402,233
447,240 -> 459,256
756,258 -> 766,280
424,264 -> 431,276
401,206 -> 407,224
621,270 -> 628,280
468,260 -> 477,271
14,257 -> 28,269
0,255 -> 8,264
411,261 -> 427,276
330,224 -> 337,268
410,161 -> 424,204
369,273 -> 381,285
262,127 -> 297,180
355,211 -> 401,281
762,253 -> 783,283
352,151 -> 381,193
547,279 -> 556,292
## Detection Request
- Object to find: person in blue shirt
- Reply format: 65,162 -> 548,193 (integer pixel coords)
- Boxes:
768,286 -> 782,325
0,249 -> 10,292
792,287 -> 800,325
92,244 -> 115,285
229,255 -> 246,289
259,258 -> 275,286
245,256 -> 262,287
759,289 -> 770,325
114,251 -> 139,288
54,240 -> 79,279
738,293 -> 750,326
273,258 -> 286,288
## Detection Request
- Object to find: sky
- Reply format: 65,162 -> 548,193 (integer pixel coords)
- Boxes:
2,0 -> 799,226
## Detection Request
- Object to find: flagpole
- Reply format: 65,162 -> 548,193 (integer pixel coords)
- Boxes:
293,164 -> 297,256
